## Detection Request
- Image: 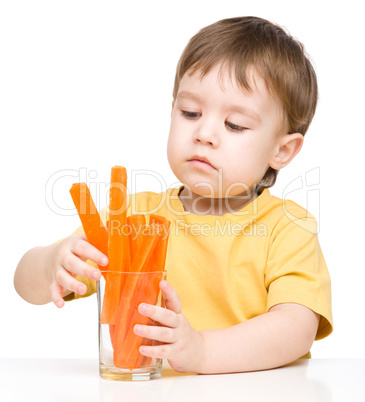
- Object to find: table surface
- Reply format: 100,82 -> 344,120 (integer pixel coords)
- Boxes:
0,358 -> 364,402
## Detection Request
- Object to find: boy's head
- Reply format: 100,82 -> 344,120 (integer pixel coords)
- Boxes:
170,16 -> 318,194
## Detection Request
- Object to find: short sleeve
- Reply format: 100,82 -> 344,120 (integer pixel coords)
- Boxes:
265,217 -> 333,340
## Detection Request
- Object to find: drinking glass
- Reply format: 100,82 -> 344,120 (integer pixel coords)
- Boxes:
97,270 -> 166,381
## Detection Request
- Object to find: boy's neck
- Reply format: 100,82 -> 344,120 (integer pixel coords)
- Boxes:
178,186 -> 258,216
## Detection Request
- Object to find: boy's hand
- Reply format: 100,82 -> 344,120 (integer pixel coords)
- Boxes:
133,280 -> 205,373
48,233 -> 107,308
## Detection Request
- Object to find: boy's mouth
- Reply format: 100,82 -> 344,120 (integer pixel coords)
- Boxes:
188,155 -> 217,170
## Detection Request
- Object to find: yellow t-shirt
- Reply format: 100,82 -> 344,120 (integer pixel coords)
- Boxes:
65,187 -> 333,342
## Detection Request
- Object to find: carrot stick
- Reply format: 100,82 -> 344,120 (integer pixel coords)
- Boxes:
131,223 -> 163,272
108,166 -> 130,271
126,217 -> 170,367
149,215 -> 171,272
127,214 -> 146,265
111,224 -> 164,362
114,272 -> 163,369
136,333 -> 154,368
100,166 -> 130,324
69,183 -> 108,278
126,272 -> 163,369
131,217 -> 169,367
109,222 -> 162,324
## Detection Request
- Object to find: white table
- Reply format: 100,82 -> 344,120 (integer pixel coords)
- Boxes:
0,358 -> 364,401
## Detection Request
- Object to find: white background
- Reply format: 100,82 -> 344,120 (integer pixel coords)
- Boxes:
1,0 -> 364,359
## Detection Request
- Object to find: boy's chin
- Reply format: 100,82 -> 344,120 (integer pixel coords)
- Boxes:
180,182 -> 218,198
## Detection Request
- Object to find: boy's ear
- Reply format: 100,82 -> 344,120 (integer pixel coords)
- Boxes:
269,133 -> 304,170
171,101 -> 175,118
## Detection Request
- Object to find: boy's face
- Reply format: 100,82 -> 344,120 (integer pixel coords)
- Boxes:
167,64 -> 297,201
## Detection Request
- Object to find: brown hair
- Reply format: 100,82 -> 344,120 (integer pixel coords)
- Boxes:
172,16 -> 318,192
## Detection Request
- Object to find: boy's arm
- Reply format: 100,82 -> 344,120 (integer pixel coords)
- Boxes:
197,303 -> 319,373
135,280 -> 319,374
14,244 -> 61,305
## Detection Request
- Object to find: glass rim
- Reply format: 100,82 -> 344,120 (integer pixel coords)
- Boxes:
98,270 -> 166,274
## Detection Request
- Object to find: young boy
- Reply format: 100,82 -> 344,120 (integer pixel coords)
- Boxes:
14,16 -> 332,374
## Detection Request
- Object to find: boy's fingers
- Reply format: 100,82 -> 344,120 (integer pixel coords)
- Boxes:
139,344 -> 171,360
75,232 -> 87,241
138,304 -> 179,328
71,238 -> 108,267
61,253 -> 101,281
54,267 -> 87,296
50,280 -> 65,308
134,323 -> 177,343
160,280 -> 182,314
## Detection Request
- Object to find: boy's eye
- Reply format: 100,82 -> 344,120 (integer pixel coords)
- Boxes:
225,121 -> 247,133
180,110 -> 247,132
181,110 -> 201,119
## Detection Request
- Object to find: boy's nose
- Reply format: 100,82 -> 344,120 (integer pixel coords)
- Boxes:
193,121 -> 219,147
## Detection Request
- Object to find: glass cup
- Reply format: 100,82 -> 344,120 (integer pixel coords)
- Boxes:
97,270 -> 166,381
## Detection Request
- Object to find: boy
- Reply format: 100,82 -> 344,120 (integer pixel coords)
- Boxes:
14,16 -> 332,374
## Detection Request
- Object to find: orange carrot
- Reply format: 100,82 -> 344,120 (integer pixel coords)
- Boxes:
100,166 -> 130,324
112,218 -> 170,368
149,215 -> 171,272
111,224 -> 164,362
69,183 -> 108,277
136,335 -> 154,368
114,272 -> 163,369
127,214 -> 146,265
109,219 -> 161,324
70,168 -> 171,369
127,217 -> 170,368
108,166 -> 130,271
131,223 -> 163,273
127,272 -> 163,369
135,218 -> 170,367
